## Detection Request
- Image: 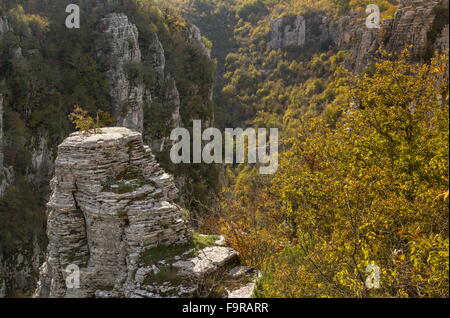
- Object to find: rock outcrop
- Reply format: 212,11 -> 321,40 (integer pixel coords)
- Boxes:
0,15 -> 10,39
339,0 -> 449,72
100,13 -> 146,132
98,12 -> 191,153
0,94 -> 14,198
34,127 -> 190,297
269,0 -> 449,72
187,24 -> 212,58
268,16 -> 306,49
27,135 -> 54,197
383,0 -> 447,57
34,128 -> 255,298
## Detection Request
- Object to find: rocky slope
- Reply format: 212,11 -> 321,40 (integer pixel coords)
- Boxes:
0,15 -> 10,38
0,17 -> 12,198
34,128 -> 256,298
100,13 -> 146,133
0,2 -> 215,297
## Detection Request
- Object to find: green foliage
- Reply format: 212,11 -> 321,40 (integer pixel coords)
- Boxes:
125,62 -> 144,86
221,52 -> 449,298
68,106 -> 113,135
424,4 -> 449,60
102,168 -> 149,194
0,177 -> 46,255
236,0 -> 269,22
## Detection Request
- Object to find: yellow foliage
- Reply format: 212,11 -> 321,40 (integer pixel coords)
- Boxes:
221,51 -> 449,298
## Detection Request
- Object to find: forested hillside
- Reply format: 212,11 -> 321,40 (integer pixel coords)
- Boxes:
0,0 -> 448,298
173,0 -> 449,297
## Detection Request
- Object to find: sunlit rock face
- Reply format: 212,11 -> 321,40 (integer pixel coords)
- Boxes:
100,13 -> 146,133
383,0 -> 449,57
35,127 -> 191,298
268,16 -> 307,49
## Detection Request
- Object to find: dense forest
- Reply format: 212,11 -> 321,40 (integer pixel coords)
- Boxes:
173,0 -> 449,297
0,0 -> 218,295
0,0 -> 449,298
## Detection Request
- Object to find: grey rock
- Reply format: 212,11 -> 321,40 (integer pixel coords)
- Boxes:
0,94 -> 14,198
135,266 -> 153,284
100,13 -> 145,132
27,135 -> 54,195
227,266 -> 253,279
383,0 -> 445,57
331,0 -> 449,72
268,1 -> 449,72
173,246 -> 238,277
35,127 -> 191,298
95,290 -> 119,298
268,16 -> 306,49
187,24 -> 211,58
0,15 -> 11,39
228,283 -> 256,298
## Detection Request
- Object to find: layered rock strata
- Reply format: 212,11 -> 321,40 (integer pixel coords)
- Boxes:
269,0 -> 449,72
35,127 -> 191,297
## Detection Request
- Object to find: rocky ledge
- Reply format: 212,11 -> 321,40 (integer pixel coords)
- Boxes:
34,127 -> 256,298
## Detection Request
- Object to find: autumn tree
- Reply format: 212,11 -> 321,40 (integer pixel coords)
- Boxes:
68,105 -> 113,135
221,51 -> 449,298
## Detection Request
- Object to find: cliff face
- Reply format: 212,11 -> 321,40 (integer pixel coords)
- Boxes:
339,0 -> 449,71
383,0 -> 447,56
35,128 -> 256,298
98,13 -> 210,151
269,0 -> 449,72
35,127 -> 190,297
268,16 -> 307,49
0,94 -> 13,198
0,17 -> 13,197
0,15 -> 10,38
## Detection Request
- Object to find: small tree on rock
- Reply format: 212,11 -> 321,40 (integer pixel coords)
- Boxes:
68,105 -> 114,135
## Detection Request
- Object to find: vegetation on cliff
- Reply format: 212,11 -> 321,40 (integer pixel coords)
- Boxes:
0,0 -> 448,298
173,0 -> 449,297
0,0 -> 217,295
219,52 -> 449,297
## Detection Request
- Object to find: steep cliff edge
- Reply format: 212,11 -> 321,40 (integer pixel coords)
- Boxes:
0,2 -> 216,297
35,127 -> 190,297
34,128 -> 255,298
100,13 -> 146,132
0,94 -> 13,197
268,0 -> 449,72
